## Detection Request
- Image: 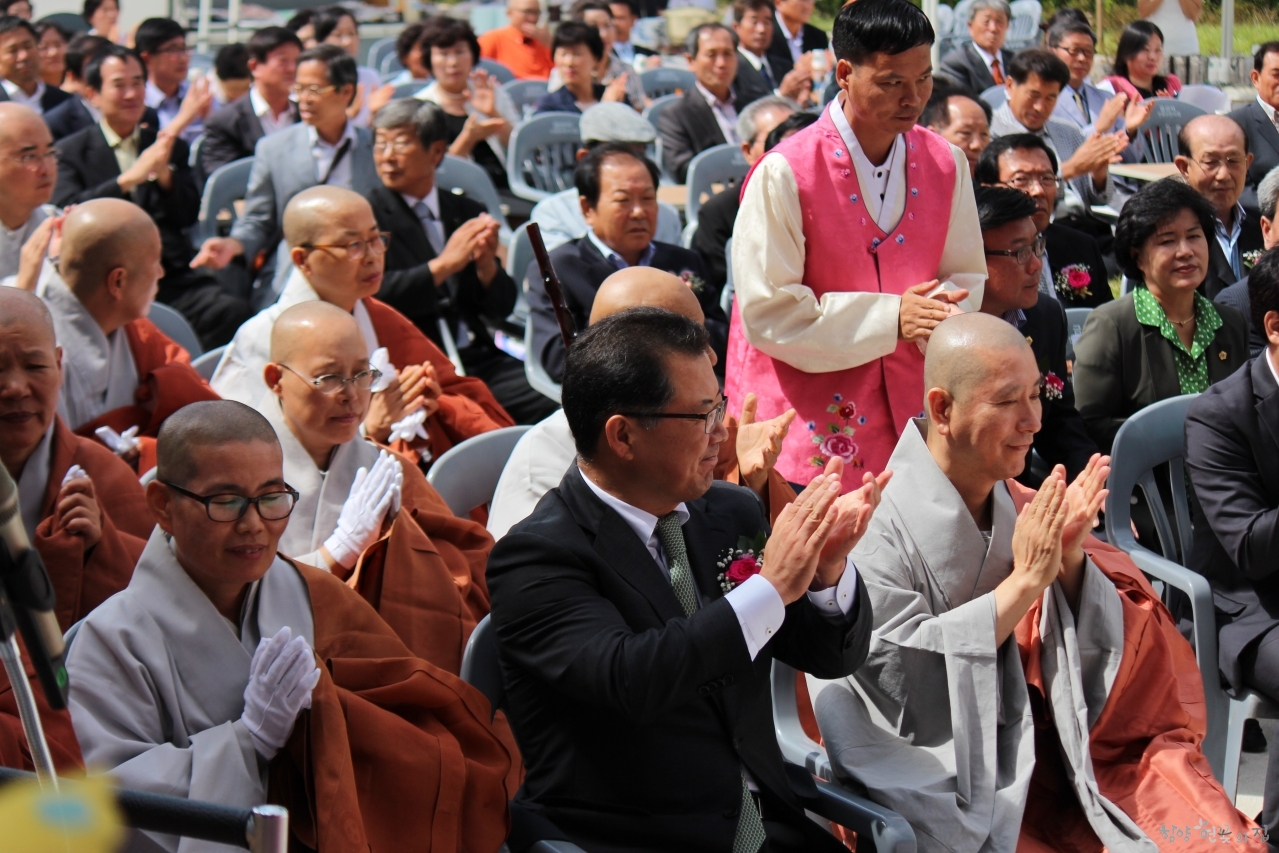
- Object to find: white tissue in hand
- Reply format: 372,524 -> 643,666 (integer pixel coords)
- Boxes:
94,425 -> 140,455
388,408 -> 428,443
60,464 -> 88,488
369,347 -> 397,392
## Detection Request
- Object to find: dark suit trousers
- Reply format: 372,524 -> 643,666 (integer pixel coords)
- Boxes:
1240,628 -> 1279,849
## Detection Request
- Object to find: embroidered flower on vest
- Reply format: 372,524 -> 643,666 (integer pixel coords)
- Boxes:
809,394 -> 865,469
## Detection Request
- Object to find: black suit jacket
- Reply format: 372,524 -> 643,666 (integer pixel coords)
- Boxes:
1044,221 -> 1112,309
527,236 -> 724,381
1,82 -> 74,113
1072,293 -> 1250,453
732,49 -> 774,109
1229,101 -> 1279,211
44,96 -> 134,141
54,119 -> 200,286
200,92 -> 299,181
1199,213 -> 1265,301
487,468 -> 869,853
765,21 -> 827,82
693,186 -> 739,291
938,42 -> 1014,95
658,88 -> 730,183
368,182 -> 517,352
1215,275 -> 1267,358
1186,354 -> 1279,690
1019,297 -> 1097,484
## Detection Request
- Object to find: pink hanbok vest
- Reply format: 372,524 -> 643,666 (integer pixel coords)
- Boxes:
725,111 -> 956,489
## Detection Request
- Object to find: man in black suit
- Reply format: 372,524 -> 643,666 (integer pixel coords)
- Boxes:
199,27 -> 301,181
975,185 -> 1096,484
607,0 -> 656,66
54,45 -> 251,348
1217,165 -> 1279,358
0,16 -> 70,115
765,0 -> 827,83
488,306 -> 879,853
370,99 -> 558,425
528,143 -> 721,381
658,23 -> 740,183
938,0 -> 1013,95
1186,248 -> 1279,840
1229,42 -> 1279,216
1175,113 -> 1266,301
42,33 -> 110,140
731,0 -> 812,109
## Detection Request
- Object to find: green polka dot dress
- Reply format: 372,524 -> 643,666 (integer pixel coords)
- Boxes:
1133,286 -> 1223,395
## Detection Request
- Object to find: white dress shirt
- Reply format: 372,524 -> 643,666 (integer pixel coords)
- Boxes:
249,86 -> 296,137
696,81 -> 739,146
308,121 -> 358,189
775,11 -> 804,62
2,79 -> 45,113
145,78 -> 203,143
579,467 -> 857,660
1258,95 -> 1278,128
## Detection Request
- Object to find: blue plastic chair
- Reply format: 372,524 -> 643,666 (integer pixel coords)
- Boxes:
524,320 -> 563,404
980,85 -> 1007,110
366,36 -> 398,75
506,221 -> 535,326
426,426 -> 533,516
683,143 -> 748,226
503,79 -> 550,119
196,156 -> 254,243
639,67 -> 696,99
507,113 -> 583,202
191,346 -> 224,381
478,58 -> 516,84
1134,98 -> 1206,163
148,302 -> 202,358
436,154 -> 511,231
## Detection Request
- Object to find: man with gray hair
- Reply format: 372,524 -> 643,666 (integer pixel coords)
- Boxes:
1216,164 -> 1279,357
939,0 -> 1014,94
369,98 -> 555,424
528,101 -> 682,250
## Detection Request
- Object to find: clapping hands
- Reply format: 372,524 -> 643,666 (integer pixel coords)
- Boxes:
735,393 -> 796,496
321,450 -> 403,570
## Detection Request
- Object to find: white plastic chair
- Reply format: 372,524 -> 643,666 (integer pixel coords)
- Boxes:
639,67 -> 696,99
507,113 -> 583,203
524,320 -> 563,404
980,85 -> 1007,110
644,94 -> 683,183
436,154 -> 512,231
191,345 -> 225,381
426,426 -> 533,517
148,302 -> 202,358
1178,84 -> 1231,115
682,142 -> 749,226
503,79 -> 550,119
1134,98 -> 1207,163
366,36 -> 398,75
478,58 -> 516,84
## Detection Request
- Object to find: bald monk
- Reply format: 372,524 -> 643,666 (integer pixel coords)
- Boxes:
66,400 -> 511,853
212,186 -> 514,467
488,266 -> 799,539
811,313 -> 1261,852
0,289 -> 152,773
40,198 -> 218,473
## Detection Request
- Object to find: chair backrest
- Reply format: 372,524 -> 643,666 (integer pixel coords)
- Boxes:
436,154 -> 512,229
644,94 -> 683,182
952,0 -> 975,31
459,614 -> 504,718
426,425 -> 533,516
979,85 -> 1007,110
1177,84 -> 1230,115
197,156 -> 254,242
37,12 -> 89,34
507,113 -> 583,202
366,36 -> 398,75
720,236 -> 734,315
191,345 -> 225,381
507,220 -> 535,282
380,51 -> 406,78
1064,306 -> 1092,346
1103,393 -> 1198,565
1135,98 -> 1206,163
683,143 -> 748,225
393,81 -> 428,98
148,302 -> 202,358
478,59 -> 516,85
503,79 -> 550,119
523,320 -> 563,403
640,67 -> 697,99
935,4 -> 954,38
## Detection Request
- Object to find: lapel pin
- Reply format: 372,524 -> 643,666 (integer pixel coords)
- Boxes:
1219,351 -> 1228,360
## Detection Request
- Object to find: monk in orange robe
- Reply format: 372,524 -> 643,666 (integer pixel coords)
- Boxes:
0,288 -> 153,773
41,199 -> 218,474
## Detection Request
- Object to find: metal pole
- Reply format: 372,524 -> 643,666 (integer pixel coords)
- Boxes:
0,636 -> 58,791
246,804 -> 289,853
195,0 -> 212,54
1219,0 -> 1234,61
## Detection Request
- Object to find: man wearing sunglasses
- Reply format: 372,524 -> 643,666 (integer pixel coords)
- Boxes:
66,399 -> 513,850
213,185 -> 514,468
973,184 -> 1095,486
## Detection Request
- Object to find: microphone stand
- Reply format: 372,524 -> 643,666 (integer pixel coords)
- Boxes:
0,550 -> 58,790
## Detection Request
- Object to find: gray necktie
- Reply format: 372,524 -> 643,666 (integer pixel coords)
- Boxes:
414,200 -> 445,255
654,513 -> 766,853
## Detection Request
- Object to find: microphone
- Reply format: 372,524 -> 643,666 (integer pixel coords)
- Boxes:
0,463 -> 69,711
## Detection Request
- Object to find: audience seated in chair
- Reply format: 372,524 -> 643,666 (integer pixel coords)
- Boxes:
545,1 -> 646,110
0,16 -> 71,115
732,0 -> 814,109
39,199 -> 219,473
1216,165 -> 1279,357
527,143 -> 718,382
1229,42 -> 1279,215
66,399 -> 512,853
1074,178 -> 1249,454
0,104 -> 57,285
1174,114 -> 1265,300
199,27 -> 302,180
487,307 -> 881,853
489,266 -> 798,539
1186,249 -> 1279,844
973,185 -> 1097,484
1099,20 -> 1182,100
533,20 -> 630,115
1046,18 -> 1153,140
0,288 -> 152,774
478,0 -> 554,81
528,101 -> 682,250
765,0 -> 827,83
384,20 -> 431,87
40,33 -> 110,141
136,17 -> 211,144
192,44 -> 379,305
938,0 -> 1013,95
810,311 -> 1262,853
371,99 -> 556,426
657,23 -> 741,183
212,186 -> 514,468
920,83 -> 992,177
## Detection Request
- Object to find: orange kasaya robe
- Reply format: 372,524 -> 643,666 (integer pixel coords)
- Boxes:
73,317 -> 220,473
1,415 -> 151,773
1007,480 -> 1264,853
269,562 -> 511,853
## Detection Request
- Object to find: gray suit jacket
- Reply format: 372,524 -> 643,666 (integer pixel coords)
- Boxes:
229,121 -> 379,302
991,103 -> 1113,217
1051,81 -> 1113,135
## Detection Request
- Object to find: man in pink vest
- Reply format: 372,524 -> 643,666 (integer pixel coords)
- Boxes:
727,0 -> 987,490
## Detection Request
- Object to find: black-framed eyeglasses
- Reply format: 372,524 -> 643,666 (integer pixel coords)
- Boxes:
984,233 -> 1046,267
618,396 -> 729,435
302,232 -> 391,260
279,363 -> 382,395
162,482 -> 300,522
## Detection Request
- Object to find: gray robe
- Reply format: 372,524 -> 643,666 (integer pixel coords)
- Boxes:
811,420 -> 1150,853
66,529 -> 315,853
44,275 -> 139,431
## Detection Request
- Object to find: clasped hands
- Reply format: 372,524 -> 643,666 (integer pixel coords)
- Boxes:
241,626 -> 321,760
761,458 -> 892,605
899,281 -> 969,344
364,359 -> 442,444
320,449 -> 404,570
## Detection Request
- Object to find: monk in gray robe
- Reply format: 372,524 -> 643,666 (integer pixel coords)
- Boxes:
812,313 -> 1259,853
66,400 -> 511,852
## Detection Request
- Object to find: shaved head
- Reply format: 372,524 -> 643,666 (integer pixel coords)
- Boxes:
589,267 -> 705,325
270,300 -> 363,364
283,185 -> 371,249
0,103 -> 50,147
156,401 -> 281,486
0,287 -> 55,350
924,312 -> 1033,402
59,198 -> 160,298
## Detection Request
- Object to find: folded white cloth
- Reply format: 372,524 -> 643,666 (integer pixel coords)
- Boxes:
94,425 -> 140,456
61,464 -> 88,488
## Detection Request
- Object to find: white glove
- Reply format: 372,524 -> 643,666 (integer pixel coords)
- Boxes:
388,408 -> 429,443
241,626 -> 321,760
61,464 -> 88,488
94,425 -> 140,456
322,450 -> 403,569
368,347 -> 397,392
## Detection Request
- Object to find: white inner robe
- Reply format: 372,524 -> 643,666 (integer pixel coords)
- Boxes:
44,276 -> 139,431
